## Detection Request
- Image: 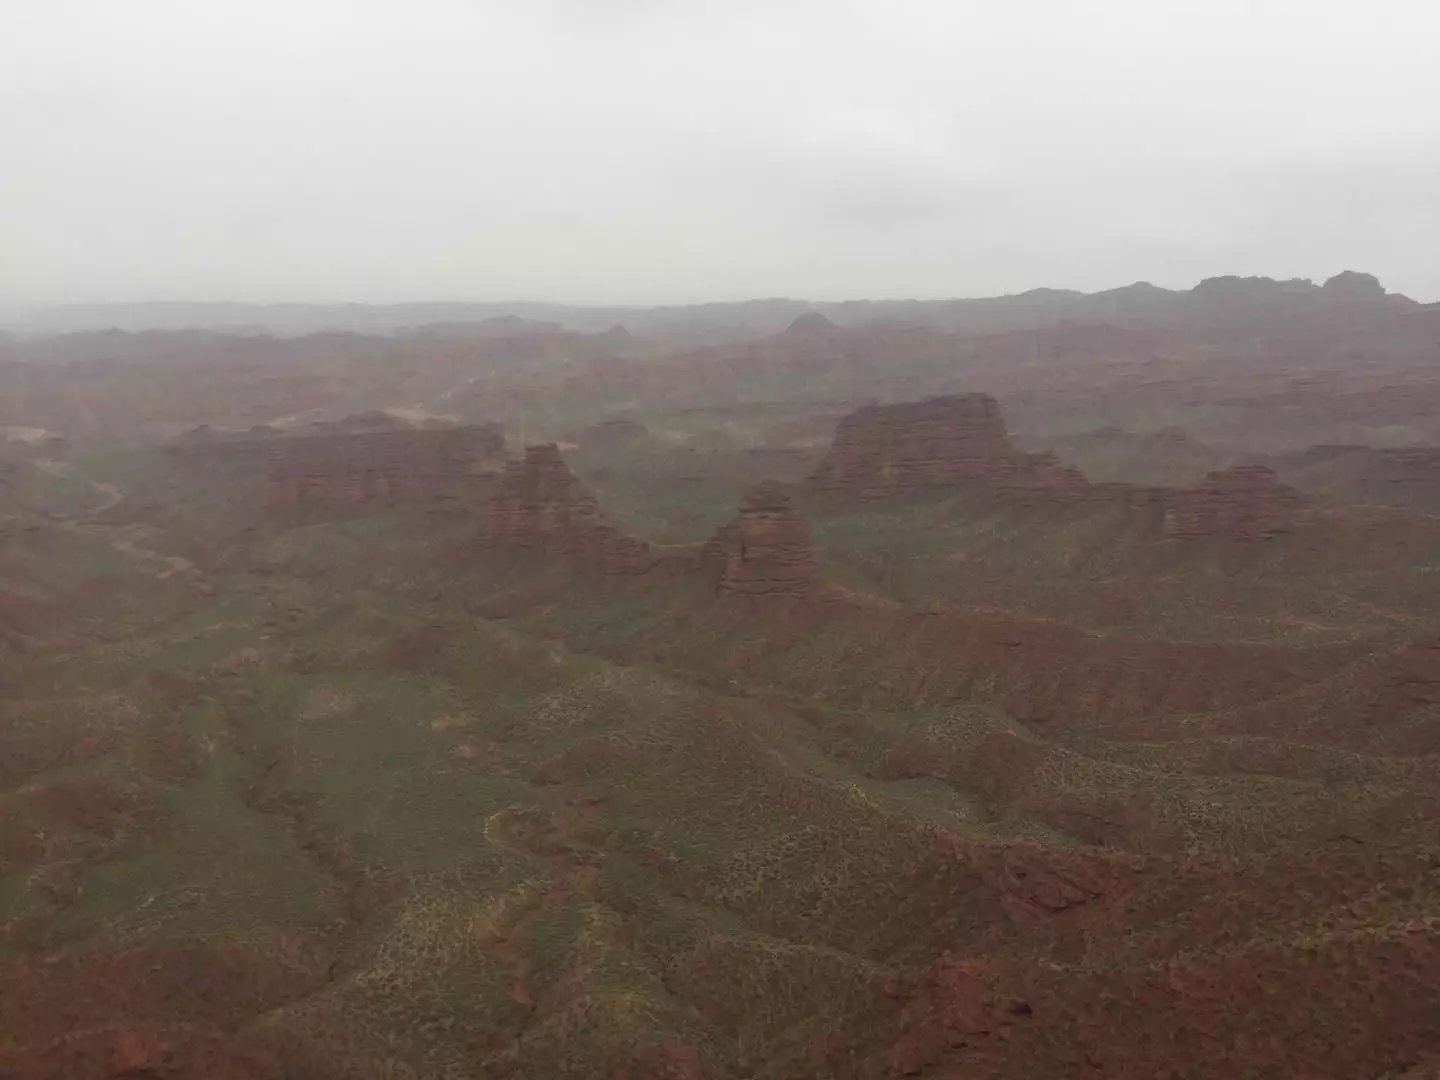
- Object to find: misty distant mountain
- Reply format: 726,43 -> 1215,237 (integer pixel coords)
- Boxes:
4,272 -> 1419,343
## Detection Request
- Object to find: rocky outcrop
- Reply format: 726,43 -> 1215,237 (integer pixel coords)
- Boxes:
479,444 -> 658,575
808,394 -> 1090,501
1192,274 -> 1321,304
1161,465 -> 1308,541
702,482 -> 818,599
1322,269 -> 1386,300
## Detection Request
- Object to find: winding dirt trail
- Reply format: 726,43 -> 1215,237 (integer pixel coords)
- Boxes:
48,468 -> 200,580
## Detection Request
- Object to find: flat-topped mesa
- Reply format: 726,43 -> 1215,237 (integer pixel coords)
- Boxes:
808,394 -> 1089,500
1321,269 -> 1386,301
1162,465 -> 1308,542
265,422 -> 504,516
703,482 -> 819,599
479,443 -> 658,575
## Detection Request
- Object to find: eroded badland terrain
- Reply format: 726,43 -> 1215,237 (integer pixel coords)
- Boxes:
3,272 -> 1440,1079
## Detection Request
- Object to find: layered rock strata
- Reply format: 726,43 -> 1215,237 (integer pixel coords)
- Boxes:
808,394 -> 1088,500
702,482 -> 818,599
1161,465 -> 1307,542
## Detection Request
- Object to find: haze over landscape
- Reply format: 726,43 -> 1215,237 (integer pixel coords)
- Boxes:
5,3 -> 1440,1080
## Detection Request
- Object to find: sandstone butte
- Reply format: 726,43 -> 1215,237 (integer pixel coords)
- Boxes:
1159,463 -> 1308,541
809,394 -> 1312,542
479,445 -> 819,599
701,479 -> 819,599
806,393 -> 1089,501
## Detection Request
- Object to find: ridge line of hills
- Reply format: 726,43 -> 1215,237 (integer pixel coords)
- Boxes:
6,269 -> 1431,339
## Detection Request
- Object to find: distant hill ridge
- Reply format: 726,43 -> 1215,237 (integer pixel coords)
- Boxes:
8,270 -> 1420,339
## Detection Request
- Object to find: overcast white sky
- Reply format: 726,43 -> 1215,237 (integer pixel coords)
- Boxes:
3,0 -> 1438,305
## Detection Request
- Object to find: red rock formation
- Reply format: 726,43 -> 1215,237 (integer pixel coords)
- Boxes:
890,956 -> 1024,1077
702,482 -> 818,599
810,395 -> 1324,545
808,395 -> 1089,501
1161,464 -> 1307,541
479,444 -> 658,575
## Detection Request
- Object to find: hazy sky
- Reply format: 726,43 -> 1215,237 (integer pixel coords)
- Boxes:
4,0 -> 1438,305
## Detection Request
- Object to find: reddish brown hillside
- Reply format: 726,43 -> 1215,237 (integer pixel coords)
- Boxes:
889,847 -> 1440,1080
